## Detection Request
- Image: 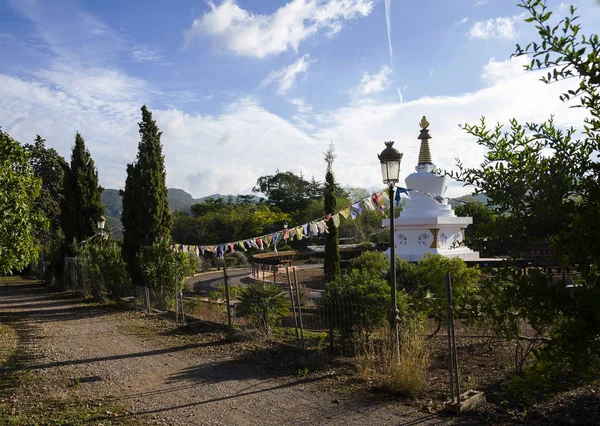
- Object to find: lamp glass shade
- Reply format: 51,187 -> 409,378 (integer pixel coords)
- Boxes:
97,216 -> 106,230
380,160 -> 401,184
378,141 -> 402,184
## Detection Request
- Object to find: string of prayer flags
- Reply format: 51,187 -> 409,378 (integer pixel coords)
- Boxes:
363,198 -> 375,211
309,221 -> 318,236
236,241 -> 247,252
372,192 -> 385,214
340,207 -> 351,219
302,223 -> 309,236
317,220 -> 329,234
396,187 -> 412,206
272,232 -> 282,247
289,228 -> 296,240
332,213 -> 340,228
351,202 -> 362,219
283,229 -> 290,240
256,238 -> 264,250
264,235 -> 272,248
296,226 -> 304,240
229,243 -> 235,253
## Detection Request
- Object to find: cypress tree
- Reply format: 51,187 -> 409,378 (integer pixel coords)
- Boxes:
62,132 -> 104,246
323,143 -> 340,283
121,105 -> 172,285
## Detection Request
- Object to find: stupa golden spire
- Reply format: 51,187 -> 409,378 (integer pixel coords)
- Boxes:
417,115 -> 432,165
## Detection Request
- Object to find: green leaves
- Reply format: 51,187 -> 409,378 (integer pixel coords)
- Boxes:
0,130 -> 46,275
62,132 -> 104,248
122,106 -> 172,286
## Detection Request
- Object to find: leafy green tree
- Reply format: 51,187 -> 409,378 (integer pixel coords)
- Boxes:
62,132 -> 104,247
450,0 -> 600,378
122,106 -> 172,285
24,135 -> 68,245
324,143 -> 340,283
236,283 -> 291,335
23,135 -> 69,286
172,199 -> 289,245
0,129 -> 47,275
455,201 -> 503,256
253,171 -> 315,215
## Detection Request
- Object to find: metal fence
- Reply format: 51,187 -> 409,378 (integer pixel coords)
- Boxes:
59,256 -> 387,353
181,265 -> 385,353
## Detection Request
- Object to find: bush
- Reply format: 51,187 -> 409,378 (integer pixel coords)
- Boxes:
321,267 -> 391,344
74,240 -> 131,299
236,283 -> 290,335
139,237 -> 196,310
396,253 -> 481,323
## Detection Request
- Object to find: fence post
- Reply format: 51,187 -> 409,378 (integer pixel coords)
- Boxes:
292,267 -> 305,351
286,267 -> 300,345
145,286 -> 151,314
222,257 -> 233,331
445,272 -> 461,403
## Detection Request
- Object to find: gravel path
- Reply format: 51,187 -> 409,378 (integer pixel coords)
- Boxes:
0,282 -> 452,425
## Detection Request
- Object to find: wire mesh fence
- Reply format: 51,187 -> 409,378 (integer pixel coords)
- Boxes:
60,256 -> 391,354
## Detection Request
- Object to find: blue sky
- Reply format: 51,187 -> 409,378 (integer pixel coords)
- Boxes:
1,0 -> 598,198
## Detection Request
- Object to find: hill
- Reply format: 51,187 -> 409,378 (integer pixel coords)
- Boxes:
101,188 -> 261,240
449,193 -> 488,209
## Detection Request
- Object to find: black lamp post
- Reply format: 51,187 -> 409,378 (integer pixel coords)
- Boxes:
97,215 -> 106,249
378,141 -> 403,356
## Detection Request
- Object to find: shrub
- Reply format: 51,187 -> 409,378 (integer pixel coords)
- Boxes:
74,240 -> 131,299
321,268 -> 391,344
139,237 -> 196,310
236,283 -> 290,335
396,254 -> 481,325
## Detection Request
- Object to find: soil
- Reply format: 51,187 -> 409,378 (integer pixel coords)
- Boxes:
2,280 -> 599,425
0,281 -> 452,425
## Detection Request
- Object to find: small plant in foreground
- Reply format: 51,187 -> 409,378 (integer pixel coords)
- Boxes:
236,283 -> 290,335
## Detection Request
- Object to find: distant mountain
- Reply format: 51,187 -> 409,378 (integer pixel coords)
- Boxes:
449,193 -> 489,209
101,188 -> 261,240
102,189 -> 123,217
167,188 -> 199,213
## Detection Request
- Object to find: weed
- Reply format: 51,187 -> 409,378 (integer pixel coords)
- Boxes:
356,322 -> 430,398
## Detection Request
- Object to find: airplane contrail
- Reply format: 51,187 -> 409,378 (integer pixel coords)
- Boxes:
385,0 -> 392,64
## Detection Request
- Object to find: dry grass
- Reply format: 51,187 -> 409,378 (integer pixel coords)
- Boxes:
356,324 -> 430,398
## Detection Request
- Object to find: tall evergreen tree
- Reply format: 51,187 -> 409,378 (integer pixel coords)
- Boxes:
323,143 -> 340,283
121,105 -> 172,284
24,135 -> 68,245
62,132 -> 104,246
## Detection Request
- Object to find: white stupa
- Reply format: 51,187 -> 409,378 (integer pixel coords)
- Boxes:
383,116 -> 480,262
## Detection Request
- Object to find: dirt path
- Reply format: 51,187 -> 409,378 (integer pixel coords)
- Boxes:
0,282 -> 451,425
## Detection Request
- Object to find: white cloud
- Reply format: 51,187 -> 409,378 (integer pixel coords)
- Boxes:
289,98 -> 313,114
473,0 -> 488,7
184,0 -> 374,58
131,46 -> 161,62
457,17 -> 468,25
481,55 -> 529,83
357,66 -> 393,96
469,14 -> 523,40
261,55 -> 313,94
0,59 -> 589,200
